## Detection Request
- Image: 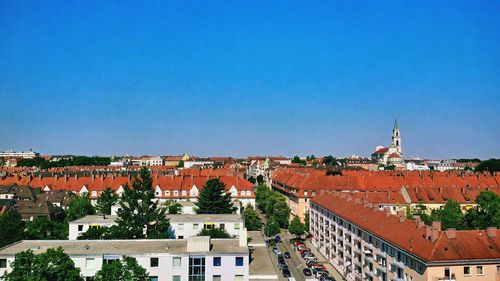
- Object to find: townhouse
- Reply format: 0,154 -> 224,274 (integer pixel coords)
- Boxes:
0,236 -> 250,281
310,193 -> 500,281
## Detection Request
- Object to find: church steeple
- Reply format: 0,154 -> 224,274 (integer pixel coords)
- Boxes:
392,115 -> 402,154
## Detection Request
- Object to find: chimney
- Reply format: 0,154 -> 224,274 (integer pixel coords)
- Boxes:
445,228 -> 456,239
388,190 -> 392,200
239,228 -> 248,247
432,221 -> 442,231
399,216 -> 406,222
416,219 -> 425,229
385,206 -> 391,217
425,226 -> 432,240
486,227 -> 497,238
54,174 -> 58,181
64,174 -> 68,182
431,221 -> 441,242
396,210 -> 405,218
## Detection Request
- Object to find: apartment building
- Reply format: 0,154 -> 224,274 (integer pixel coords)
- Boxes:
69,214 -> 245,240
0,236 -> 250,281
310,194 -> 500,281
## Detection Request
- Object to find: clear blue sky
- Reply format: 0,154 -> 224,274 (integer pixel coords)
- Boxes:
1,1 -> 499,159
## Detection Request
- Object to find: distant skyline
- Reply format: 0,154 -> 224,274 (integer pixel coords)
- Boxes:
1,1 -> 499,159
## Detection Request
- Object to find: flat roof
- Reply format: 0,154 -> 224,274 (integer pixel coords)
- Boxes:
166,214 -> 242,223
70,215 -> 118,224
249,246 -> 278,278
0,239 -> 248,256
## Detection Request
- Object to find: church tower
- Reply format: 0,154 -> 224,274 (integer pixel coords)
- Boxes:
392,116 -> 402,154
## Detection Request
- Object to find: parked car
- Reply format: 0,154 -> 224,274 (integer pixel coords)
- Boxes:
278,261 -> 287,270
315,270 -> 329,278
304,256 -> 317,263
275,235 -> 282,243
284,252 -> 291,259
277,254 -> 285,261
302,268 -> 313,276
320,275 -> 336,281
274,248 -> 282,256
282,268 -> 291,278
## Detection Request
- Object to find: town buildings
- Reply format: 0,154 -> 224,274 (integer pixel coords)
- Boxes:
0,236 -> 250,281
372,117 -> 404,167
0,149 -> 38,159
310,193 -> 500,281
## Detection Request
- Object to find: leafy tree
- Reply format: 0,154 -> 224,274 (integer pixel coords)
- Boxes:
176,160 -> 184,168
431,200 -> 463,230
195,178 -> 236,214
288,216 -> 305,238
322,155 -> 339,166
264,216 -> 280,237
165,201 -> 182,214
256,174 -> 264,185
255,184 -> 271,210
3,248 -> 83,281
197,227 -> 232,238
115,167 -> 170,239
65,194 -> 95,222
94,256 -> 149,281
291,156 -> 306,165
255,185 -> 290,228
243,204 -> 263,231
0,209 -> 24,248
95,188 -> 118,215
412,204 -> 432,225
463,191 -> 500,229
304,212 -> 310,232
77,227 -> 109,240
247,176 -> 256,184
326,170 -> 342,176
475,159 -> 500,172
384,165 -> 396,171
24,217 -> 67,240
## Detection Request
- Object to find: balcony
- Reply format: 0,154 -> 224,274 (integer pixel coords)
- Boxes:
390,259 -> 404,269
435,278 -> 457,281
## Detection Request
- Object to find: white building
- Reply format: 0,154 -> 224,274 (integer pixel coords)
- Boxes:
0,149 -> 38,159
0,236 -> 250,281
69,214 -> 245,241
371,117 -> 404,166
184,159 -> 215,169
168,214 -> 244,239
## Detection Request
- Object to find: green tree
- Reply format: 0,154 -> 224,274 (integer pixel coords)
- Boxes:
197,227 -> 232,238
247,176 -> 256,184
195,178 -> 236,214
0,209 -> 24,248
77,227 -> 109,240
323,155 -> 339,166
115,167 -> 170,239
243,204 -> 263,231
431,200 -> 463,230
463,191 -> 500,229
3,248 -> 83,281
255,184 -> 271,210
264,216 -> 280,237
475,159 -> 500,173
384,165 -> 396,171
65,194 -> 95,222
291,156 -> 305,165
94,256 -> 149,281
165,201 -> 182,214
176,160 -> 184,168
304,212 -> 310,232
288,216 -> 305,238
95,188 -> 118,215
24,217 -> 67,240
256,174 -> 264,185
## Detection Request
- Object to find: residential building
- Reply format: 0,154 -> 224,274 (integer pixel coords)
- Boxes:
68,215 -> 118,240
0,149 -> 38,159
310,193 -> 500,281
0,236 -> 250,281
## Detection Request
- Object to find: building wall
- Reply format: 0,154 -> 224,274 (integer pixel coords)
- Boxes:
69,221 -> 117,240
170,221 -> 243,239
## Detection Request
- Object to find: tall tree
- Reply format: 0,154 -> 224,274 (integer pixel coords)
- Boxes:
195,178 -> 236,214
3,248 -> 83,281
243,204 -> 263,231
264,216 -> 280,237
24,217 -> 67,240
431,200 -> 463,230
95,188 -> 118,215
65,194 -> 95,222
0,209 -> 24,248
94,256 -> 149,281
115,167 -> 170,239
288,216 -> 305,238
463,191 -> 500,229
304,212 -> 310,232
197,227 -> 232,238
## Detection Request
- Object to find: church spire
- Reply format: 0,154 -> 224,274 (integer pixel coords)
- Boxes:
393,114 -> 399,130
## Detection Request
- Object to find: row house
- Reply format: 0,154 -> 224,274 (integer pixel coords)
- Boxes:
310,193 -> 500,281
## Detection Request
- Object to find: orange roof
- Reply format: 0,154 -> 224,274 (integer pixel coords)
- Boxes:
313,194 -> 500,262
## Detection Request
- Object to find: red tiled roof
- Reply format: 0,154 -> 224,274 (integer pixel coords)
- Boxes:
312,194 -> 500,262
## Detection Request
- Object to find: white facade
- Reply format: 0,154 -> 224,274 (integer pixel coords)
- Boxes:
168,214 -> 244,239
0,149 -> 37,159
68,215 -> 118,240
0,238 -> 250,281
184,160 -> 215,169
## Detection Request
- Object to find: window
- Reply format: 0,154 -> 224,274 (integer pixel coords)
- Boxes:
174,191 -> 179,196
78,225 -> 83,231
477,266 -> 484,275
444,268 -> 450,278
193,223 -> 199,230
464,266 -> 471,276
213,275 -> 221,281
165,191 -> 170,196
189,257 -> 205,281
173,257 -> 181,267
234,223 -> 240,230
150,277 -> 158,281
235,257 -> 244,266
220,223 -> 225,230
179,223 -> 184,230
150,257 -> 159,267
178,235 -> 184,239
172,276 -> 181,281
213,257 -> 221,266
182,190 -> 187,196
0,259 -> 7,268
85,258 -> 96,269
235,275 -> 244,281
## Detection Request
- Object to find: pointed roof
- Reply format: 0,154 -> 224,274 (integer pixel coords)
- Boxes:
393,115 -> 399,130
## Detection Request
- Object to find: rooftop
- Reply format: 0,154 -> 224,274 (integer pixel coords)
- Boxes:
70,215 -> 118,224
167,214 -> 242,223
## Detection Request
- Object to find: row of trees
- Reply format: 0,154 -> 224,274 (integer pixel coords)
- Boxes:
17,156 -> 111,168
255,184 -> 292,236
408,191 -> 500,230
2,248 -> 149,281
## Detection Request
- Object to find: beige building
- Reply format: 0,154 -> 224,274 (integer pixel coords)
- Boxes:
310,193 -> 500,281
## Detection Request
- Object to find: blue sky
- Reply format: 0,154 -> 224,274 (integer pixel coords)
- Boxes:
1,1 -> 499,159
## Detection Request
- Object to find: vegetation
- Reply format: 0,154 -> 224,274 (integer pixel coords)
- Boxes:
197,227 -> 233,238
326,170 -> 342,176
243,204 -> 263,231
384,165 -> 396,171
0,209 -> 24,248
65,194 -> 95,222
95,188 -> 118,215
288,216 -> 306,238
264,216 -> 280,237
256,174 -> 264,185
176,160 -> 184,168
303,212 -> 310,232
255,185 -> 290,228
195,178 -> 236,214
475,159 -> 500,173
2,248 -> 83,281
291,156 -> 306,165
247,176 -> 256,184
93,256 -> 149,281
114,167 -> 170,239
323,155 -> 339,166
17,156 -> 111,168
165,201 -> 183,214
24,217 -> 67,240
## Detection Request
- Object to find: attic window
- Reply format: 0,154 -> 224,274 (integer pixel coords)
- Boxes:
444,247 -> 448,252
